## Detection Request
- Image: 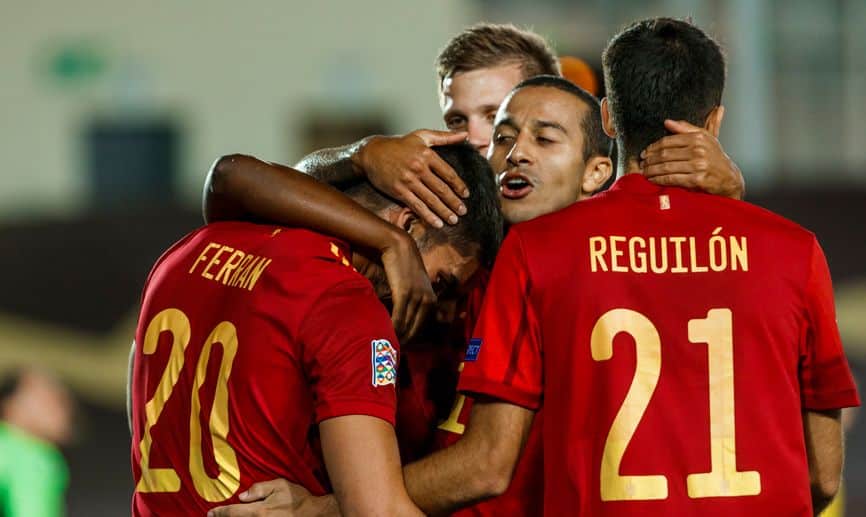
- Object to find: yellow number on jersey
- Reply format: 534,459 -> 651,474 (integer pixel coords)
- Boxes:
135,309 -> 240,502
591,308 -> 761,502
137,308 -> 190,494
687,309 -> 760,497
438,363 -> 467,435
591,309 -> 668,501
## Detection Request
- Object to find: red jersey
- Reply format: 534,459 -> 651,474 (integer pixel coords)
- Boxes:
130,222 -> 399,516
459,174 -> 860,517
395,271 -> 489,463
434,269 -> 544,517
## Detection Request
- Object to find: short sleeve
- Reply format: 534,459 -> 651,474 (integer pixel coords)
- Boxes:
300,278 -> 400,425
799,238 -> 860,410
458,230 -> 543,410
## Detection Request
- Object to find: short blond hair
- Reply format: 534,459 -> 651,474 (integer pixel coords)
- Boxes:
435,23 -> 560,91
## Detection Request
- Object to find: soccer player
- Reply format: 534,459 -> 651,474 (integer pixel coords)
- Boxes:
128,144 -> 502,516
204,23 -> 750,517
404,18 -> 860,516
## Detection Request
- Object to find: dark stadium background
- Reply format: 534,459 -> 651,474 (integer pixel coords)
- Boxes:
2,1 -> 864,515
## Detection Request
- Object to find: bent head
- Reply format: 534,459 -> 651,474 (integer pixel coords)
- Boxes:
601,17 -> 726,169
347,143 -> 503,303
489,76 -> 613,224
436,23 -> 560,153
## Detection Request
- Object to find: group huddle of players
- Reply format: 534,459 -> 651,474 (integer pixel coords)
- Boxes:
128,17 -> 860,517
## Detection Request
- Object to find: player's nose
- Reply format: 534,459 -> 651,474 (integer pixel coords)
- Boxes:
467,121 -> 491,153
506,133 -> 532,165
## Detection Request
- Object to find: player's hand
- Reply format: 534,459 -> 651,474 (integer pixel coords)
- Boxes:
355,129 -> 471,228
640,119 -> 745,199
381,230 -> 436,342
207,479 -> 338,517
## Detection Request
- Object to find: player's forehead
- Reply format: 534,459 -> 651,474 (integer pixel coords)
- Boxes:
440,62 -> 526,115
496,86 -> 587,133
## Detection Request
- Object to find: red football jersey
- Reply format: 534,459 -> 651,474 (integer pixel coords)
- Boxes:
395,270 -> 490,463
434,269 -> 545,517
130,222 -> 399,516
459,174 -> 860,516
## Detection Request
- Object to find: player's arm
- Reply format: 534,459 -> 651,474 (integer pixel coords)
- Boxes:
798,239 -> 860,514
204,154 -> 434,340
317,415 -> 420,517
639,118 -> 745,199
208,419 -> 418,517
403,399 -> 533,515
803,409 -> 843,515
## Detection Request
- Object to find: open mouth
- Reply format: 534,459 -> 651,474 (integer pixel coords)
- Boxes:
499,172 -> 533,200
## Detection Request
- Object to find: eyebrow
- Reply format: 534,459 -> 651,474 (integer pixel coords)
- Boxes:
533,120 -> 569,135
494,117 -> 518,131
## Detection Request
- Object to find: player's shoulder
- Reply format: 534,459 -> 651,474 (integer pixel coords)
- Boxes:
683,191 -> 817,244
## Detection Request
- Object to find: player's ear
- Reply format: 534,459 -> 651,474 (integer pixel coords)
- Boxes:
600,98 -> 617,138
581,155 -> 613,197
392,206 -> 421,234
704,105 -> 725,138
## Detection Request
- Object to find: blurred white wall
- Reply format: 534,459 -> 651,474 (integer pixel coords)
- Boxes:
1,0 -> 469,218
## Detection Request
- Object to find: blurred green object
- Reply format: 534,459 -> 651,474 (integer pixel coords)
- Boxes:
47,43 -> 106,84
0,422 -> 69,517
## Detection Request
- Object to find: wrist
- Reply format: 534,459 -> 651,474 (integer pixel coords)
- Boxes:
351,135 -> 383,179
379,226 -> 413,255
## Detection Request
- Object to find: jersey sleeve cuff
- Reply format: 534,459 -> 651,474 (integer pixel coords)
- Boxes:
458,376 -> 541,411
802,388 -> 861,411
315,398 -> 397,427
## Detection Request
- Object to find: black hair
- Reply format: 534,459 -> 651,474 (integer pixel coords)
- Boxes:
512,75 -> 612,162
602,17 -> 725,162
346,143 -> 504,268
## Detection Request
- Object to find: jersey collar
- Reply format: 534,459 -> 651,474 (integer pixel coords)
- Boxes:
607,173 -> 663,195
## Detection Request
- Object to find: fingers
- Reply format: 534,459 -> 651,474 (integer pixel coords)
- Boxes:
643,160 -> 706,178
418,169 -> 466,224
640,147 -> 701,167
407,151 -> 469,226
427,152 -> 470,199
663,119 -> 702,134
645,172 -> 700,189
239,480 -> 281,502
642,133 -> 701,155
404,292 -> 434,343
400,190 -> 444,229
207,502 -> 263,517
415,129 -> 468,147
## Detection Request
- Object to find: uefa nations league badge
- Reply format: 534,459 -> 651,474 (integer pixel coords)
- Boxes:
372,339 -> 397,387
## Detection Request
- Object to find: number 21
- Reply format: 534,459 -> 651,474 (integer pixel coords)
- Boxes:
591,308 -> 761,501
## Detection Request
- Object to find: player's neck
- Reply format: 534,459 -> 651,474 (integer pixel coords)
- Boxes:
617,157 -> 642,178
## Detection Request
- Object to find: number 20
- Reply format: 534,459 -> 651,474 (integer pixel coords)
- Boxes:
135,308 -> 240,502
591,308 -> 761,501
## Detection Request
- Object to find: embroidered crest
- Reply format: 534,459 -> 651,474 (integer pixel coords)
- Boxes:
372,339 -> 397,386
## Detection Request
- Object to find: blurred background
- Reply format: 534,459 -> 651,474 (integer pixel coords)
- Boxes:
1,0 -> 864,515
